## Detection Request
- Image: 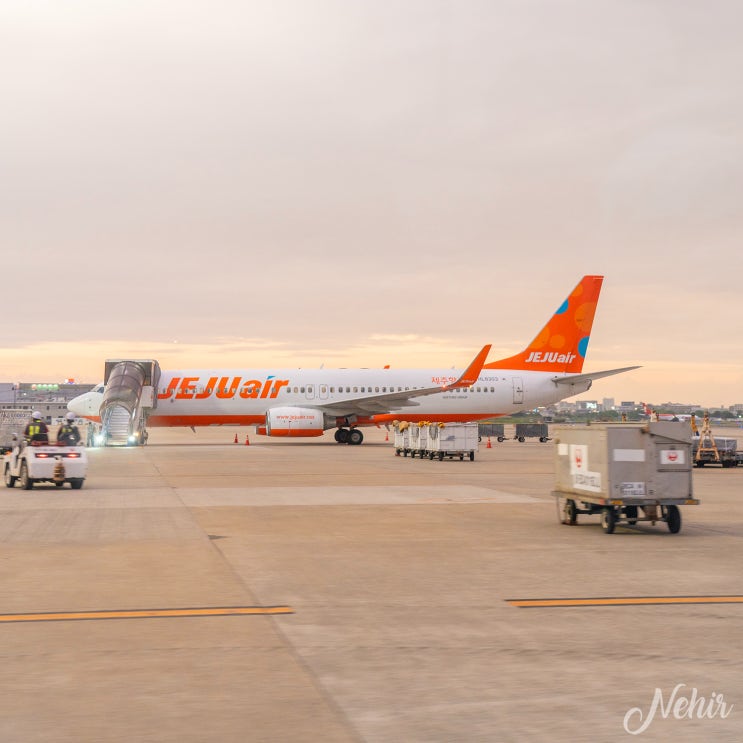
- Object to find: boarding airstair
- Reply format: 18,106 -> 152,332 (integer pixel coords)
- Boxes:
99,360 -> 161,446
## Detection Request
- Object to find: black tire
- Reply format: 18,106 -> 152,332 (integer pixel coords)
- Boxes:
497,436 -> 504,443
20,462 -> 33,490
335,428 -> 349,444
564,499 -> 577,525
666,505 -> 681,534
625,505 -> 638,525
469,451 -> 475,461
601,507 -> 616,534
4,466 -> 16,488
347,429 -> 363,445
55,481 -> 64,487
438,452 -> 444,461
459,454 -> 464,461
518,436 -> 525,443
695,461 -> 705,468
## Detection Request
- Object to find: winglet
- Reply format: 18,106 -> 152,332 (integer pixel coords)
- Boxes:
444,345 -> 492,390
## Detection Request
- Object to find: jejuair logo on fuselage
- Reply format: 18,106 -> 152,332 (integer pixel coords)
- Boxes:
524,352 -> 577,364
158,375 -> 290,400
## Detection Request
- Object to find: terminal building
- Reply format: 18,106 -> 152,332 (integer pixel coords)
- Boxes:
0,382 -> 96,424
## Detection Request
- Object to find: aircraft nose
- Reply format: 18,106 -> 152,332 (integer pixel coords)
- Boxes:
67,393 -> 89,416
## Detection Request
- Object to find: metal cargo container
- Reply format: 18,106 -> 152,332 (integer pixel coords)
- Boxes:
552,422 -> 698,534
514,423 -> 550,442
408,424 -> 430,458
478,423 -> 506,442
392,422 -> 411,456
425,423 -> 479,461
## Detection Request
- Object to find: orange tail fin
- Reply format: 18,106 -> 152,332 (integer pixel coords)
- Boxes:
484,275 -> 604,373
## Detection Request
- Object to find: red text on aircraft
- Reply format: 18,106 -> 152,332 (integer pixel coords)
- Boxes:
158,376 -> 290,401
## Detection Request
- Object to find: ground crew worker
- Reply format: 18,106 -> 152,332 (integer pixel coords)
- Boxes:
57,412 -> 81,446
24,411 -> 49,444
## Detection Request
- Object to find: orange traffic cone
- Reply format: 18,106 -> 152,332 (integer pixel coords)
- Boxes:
486,437 -> 492,449
244,434 -> 250,446
234,433 -> 239,444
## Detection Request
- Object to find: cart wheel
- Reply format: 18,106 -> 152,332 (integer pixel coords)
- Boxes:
469,451 -> 475,461
497,436 -> 504,442
600,507 -> 616,534
20,462 -> 34,490
4,465 -> 16,488
438,452 -> 444,461
459,454 -> 464,461
518,436 -> 525,443
625,505 -> 638,525
55,481 -> 64,487
665,505 -> 682,534
563,499 -> 577,525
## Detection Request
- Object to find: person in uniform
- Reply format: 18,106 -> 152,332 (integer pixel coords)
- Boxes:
57,412 -> 81,446
24,411 -> 49,444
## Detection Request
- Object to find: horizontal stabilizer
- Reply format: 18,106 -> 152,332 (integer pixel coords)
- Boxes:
552,366 -> 641,386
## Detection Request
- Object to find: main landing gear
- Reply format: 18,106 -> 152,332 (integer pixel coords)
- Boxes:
335,428 -> 364,445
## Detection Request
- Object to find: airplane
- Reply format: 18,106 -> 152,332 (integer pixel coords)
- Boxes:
641,403 -> 692,423
67,275 -> 639,445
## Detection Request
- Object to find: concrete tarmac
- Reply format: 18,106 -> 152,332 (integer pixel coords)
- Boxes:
1,426 -> 742,742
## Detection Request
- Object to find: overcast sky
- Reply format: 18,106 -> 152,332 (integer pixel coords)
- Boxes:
2,1 -> 742,407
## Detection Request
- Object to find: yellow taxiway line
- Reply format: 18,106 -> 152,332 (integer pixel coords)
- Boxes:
507,596 -> 743,608
0,606 -> 294,623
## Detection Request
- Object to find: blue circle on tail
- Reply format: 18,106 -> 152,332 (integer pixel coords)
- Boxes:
578,336 -> 590,358
555,300 -> 569,315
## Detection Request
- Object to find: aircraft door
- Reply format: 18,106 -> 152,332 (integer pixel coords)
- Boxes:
512,377 -> 524,404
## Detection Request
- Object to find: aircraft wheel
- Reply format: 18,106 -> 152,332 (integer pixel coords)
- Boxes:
335,428 -> 349,444
347,429 -> 364,445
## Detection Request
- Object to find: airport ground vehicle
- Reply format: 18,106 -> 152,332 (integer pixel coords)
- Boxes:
4,441 -> 88,490
552,422 -> 698,534
692,437 -> 739,467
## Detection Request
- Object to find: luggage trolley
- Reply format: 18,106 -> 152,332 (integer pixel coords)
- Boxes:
551,422 -> 699,534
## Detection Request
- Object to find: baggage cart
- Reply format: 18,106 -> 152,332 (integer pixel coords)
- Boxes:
478,423 -> 506,442
514,423 -> 550,442
408,424 -> 430,458
392,422 -> 411,457
424,423 -> 479,461
551,422 -> 698,534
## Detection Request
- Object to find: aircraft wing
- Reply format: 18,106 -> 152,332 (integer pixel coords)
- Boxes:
552,366 -> 641,386
314,345 -> 492,418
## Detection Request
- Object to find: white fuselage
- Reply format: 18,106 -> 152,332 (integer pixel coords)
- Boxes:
69,367 -> 591,428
